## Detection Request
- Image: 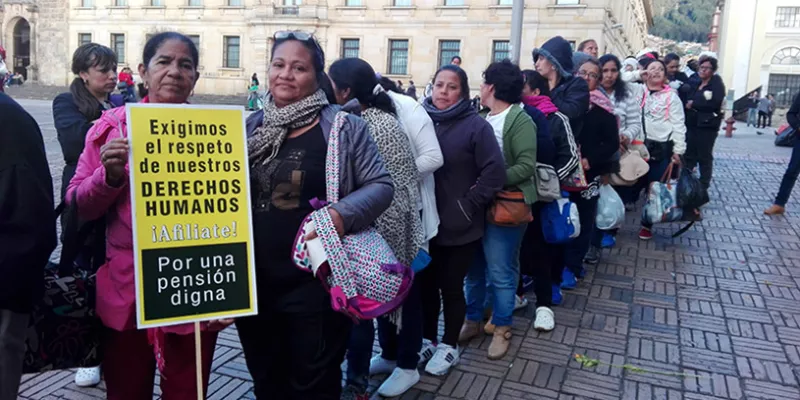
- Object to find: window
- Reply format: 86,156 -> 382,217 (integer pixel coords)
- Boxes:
443,0 -> 463,5
110,34 -> 125,63
393,0 -> 411,5
438,40 -> 460,68
555,0 -> 580,5
187,0 -> 202,6
388,39 -> 409,75
223,36 -> 240,68
150,0 -> 164,5
114,0 -> 127,5
345,0 -> 362,5
80,0 -> 93,6
188,35 -> 201,51
492,41 -> 510,62
567,40 -> 576,50
497,0 -> 512,5
768,74 -> 800,108
227,0 -> 242,5
79,33 -> 92,46
277,0 -> 300,15
772,47 -> 800,65
341,39 -> 359,59
775,7 -> 800,28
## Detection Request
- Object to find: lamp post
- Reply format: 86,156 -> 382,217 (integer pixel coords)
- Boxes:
510,0 -> 524,64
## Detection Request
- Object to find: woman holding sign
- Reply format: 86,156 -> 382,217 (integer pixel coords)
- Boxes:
239,32 -> 394,399
66,32 -> 223,399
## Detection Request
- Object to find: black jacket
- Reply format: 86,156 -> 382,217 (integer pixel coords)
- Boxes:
0,93 -> 57,312
789,92 -> 800,130
551,76 -> 590,140
580,106 -> 620,180
685,74 -> 726,130
522,105 -> 555,166
547,111 -> 580,181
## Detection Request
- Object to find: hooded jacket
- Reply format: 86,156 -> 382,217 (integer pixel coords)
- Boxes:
522,96 -> 580,181
0,93 -> 57,312
532,36 -> 590,138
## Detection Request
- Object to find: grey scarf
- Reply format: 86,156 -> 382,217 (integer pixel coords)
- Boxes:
248,89 -> 329,165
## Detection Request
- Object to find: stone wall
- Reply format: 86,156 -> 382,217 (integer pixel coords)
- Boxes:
34,0 -> 69,86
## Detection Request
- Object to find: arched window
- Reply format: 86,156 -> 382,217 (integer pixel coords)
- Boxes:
772,46 -> 800,65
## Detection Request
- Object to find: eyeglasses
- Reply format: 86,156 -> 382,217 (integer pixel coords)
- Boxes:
699,66 -> 714,71
273,30 -> 324,66
578,70 -> 599,80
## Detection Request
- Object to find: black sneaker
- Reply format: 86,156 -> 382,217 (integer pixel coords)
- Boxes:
583,246 -> 600,265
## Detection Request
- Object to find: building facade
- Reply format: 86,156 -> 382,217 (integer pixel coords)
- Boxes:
1,0 -> 652,95
718,0 -> 800,107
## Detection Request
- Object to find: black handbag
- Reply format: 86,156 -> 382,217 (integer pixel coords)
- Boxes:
23,193 -> 106,373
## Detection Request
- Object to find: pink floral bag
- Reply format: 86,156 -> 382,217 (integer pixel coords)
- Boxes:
292,112 -> 413,321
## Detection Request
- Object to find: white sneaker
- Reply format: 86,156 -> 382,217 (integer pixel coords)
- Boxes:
74,366 -> 101,387
369,354 -> 396,376
418,339 -> 436,366
424,343 -> 459,376
514,295 -> 529,311
377,368 -> 420,397
534,307 -> 555,332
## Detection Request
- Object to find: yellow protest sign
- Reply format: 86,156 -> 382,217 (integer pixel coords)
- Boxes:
126,104 -> 257,329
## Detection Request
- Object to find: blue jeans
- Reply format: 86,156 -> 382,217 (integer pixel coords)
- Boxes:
465,222 -> 527,327
748,108 -> 758,126
345,279 -> 423,388
775,137 -> 800,206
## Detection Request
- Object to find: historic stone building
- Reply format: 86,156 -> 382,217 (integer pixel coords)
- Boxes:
1,0 -> 652,95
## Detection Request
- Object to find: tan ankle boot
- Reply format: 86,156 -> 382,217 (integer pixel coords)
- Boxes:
487,326 -> 512,360
764,205 -> 785,215
459,320 -> 481,342
484,320 -> 496,335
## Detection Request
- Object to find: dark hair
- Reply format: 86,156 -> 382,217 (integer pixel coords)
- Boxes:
521,69 -> 550,97
378,76 -> 403,94
433,64 -> 470,101
409,80 -> 414,85
664,53 -> 680,64
598,54 -> 628,102
68,43 -> 118,120
143,32 -> 199,71
451,55 -> 462,64
578,39 -> 597,52
318,72 -> 338,105
483,60 -> 523,104
329,58 -> 396,115
699,57 -> 718,72
271,32 -> 326,86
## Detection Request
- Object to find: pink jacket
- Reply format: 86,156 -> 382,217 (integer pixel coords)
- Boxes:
67,104 -> 202,360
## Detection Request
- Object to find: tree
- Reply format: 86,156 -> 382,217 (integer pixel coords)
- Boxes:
649,0 -> 716,43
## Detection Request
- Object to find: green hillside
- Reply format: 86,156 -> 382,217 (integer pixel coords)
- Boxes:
648,0 -> 717,43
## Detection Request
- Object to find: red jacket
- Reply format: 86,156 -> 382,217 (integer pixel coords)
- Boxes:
118,72 -> 133,86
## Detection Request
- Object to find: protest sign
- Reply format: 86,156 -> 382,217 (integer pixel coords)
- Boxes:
127,104 -> 257,329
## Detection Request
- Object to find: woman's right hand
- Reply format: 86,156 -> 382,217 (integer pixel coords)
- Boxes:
100,138 -> 129,187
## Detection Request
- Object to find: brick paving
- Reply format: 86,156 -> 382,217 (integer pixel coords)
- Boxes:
14,97 -> 800,399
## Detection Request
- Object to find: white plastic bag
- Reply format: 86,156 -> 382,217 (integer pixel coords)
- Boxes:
596,184 -> 625,230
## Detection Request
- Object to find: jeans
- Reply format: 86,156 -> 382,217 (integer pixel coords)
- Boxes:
346,279 -> 423,388
775,137 -> 800,207
684,128 -> 718,190
0,309 -> 28,400
641,158 -> 673,228
465,223 -> 527,327
420,240 -> 480,346
758,111 -> 769,128
747,108 -> 758,126
518,203 -> 563,307
564,192 -> 598,276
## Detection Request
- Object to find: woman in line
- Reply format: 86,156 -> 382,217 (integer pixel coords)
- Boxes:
584,54 -> 644,259
561,59 -> 620,288
419,65 -> 505,375
67,32 -> 223,399
329,58 -> 424,399
518,69 -> 580,330
460,60 -> 537,360
532,36 -> 590,138
53,42 -> 124,388
684,55 -> 725,191
636,59 -> 686,240
239,33 -> 394,399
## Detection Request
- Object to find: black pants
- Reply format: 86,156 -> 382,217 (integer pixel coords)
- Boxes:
518,202 -> 563,307
236,282 -> 352,400
684,128 -> 718,190
769,112 -> 774,127
758,111 -> 769,128
420,240 -> 479,346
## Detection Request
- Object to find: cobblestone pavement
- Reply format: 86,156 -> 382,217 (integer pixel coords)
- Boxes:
15,98 -> 800,399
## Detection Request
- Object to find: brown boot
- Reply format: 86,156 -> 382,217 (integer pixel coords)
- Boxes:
487,326 -> 512,360
764,205 -> 785,215
484,319 -> 496,335
459,320 -> 481,342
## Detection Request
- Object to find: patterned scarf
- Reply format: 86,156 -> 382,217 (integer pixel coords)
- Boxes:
248,89 -> 329,165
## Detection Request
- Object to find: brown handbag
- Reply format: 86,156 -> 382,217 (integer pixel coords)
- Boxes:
487,190 -> 533,226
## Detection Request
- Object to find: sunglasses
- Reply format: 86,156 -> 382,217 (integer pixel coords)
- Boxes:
273,30 -> 324,66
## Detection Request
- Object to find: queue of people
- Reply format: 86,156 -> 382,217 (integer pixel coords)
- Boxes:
0,30 -> 732,400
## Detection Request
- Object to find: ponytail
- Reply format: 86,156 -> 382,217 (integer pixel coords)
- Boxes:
69,77 -> 102,121
329,58 -> 396,116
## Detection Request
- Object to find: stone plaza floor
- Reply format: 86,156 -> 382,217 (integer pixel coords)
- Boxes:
11,93 -> 800,399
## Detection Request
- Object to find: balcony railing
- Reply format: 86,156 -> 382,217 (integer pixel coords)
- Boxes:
274,5 -> 299,15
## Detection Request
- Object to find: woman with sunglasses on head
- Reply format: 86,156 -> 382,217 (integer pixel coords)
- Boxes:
237,31 -> 393,399
328,58 -> 424,399
53,42 -> 124,389
66,32 -> 224,399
